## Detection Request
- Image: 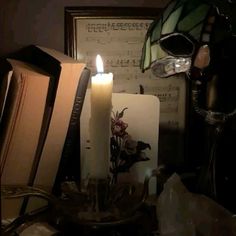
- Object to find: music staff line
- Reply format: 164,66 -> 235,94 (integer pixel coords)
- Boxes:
86,22 -> 150,33
82,50 -> 141,58
85,58 -> 141,68
83,36 -> 145,45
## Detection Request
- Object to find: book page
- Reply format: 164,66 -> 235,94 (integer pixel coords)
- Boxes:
0,70 -> 13,122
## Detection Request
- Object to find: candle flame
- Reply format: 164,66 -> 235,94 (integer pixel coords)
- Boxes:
96,54 -> 104,73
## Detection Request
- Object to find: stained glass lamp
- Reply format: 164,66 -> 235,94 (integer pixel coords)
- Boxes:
140,0 -> 231,79
139,0 -> 236,203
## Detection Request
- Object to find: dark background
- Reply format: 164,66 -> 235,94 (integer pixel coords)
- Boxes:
0,0 -> 169,57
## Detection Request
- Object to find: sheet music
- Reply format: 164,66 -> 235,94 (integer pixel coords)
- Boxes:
76,18 -> 186,131
138,75 -> 186,130
76,19 -> 151,84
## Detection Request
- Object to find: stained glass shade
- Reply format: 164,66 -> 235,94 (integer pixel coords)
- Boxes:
140,0 -> 216,77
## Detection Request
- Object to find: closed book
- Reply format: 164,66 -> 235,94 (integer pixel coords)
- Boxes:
10,45 -> 86,192
0,59 -> 50,218
32,46 -> 86,191
52,67 -> 90,195
5,45 -> 86,213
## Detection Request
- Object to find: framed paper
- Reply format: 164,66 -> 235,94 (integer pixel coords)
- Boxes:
65,7 -> 162,92
65,6 -> 188,167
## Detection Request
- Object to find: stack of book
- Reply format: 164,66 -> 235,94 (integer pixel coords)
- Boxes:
0,45 -> 90,218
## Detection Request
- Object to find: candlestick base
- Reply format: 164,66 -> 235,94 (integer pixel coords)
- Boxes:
1,170 -> 158,235
58,176 -> 145,225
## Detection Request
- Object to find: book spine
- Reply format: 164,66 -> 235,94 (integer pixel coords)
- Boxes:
52,68 -> 90,195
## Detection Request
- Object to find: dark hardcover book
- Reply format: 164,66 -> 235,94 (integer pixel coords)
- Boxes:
52,67 -> 90,195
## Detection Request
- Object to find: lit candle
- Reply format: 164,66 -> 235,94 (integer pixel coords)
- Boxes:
89,55 -> 113,179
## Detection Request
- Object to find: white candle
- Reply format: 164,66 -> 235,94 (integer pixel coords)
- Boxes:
89,55 -> 113,179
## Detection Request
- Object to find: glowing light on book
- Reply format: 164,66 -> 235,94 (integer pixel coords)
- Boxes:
90,55 -> 113,178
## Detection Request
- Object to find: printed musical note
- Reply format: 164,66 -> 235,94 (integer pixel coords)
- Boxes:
86,21 -> 150,33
